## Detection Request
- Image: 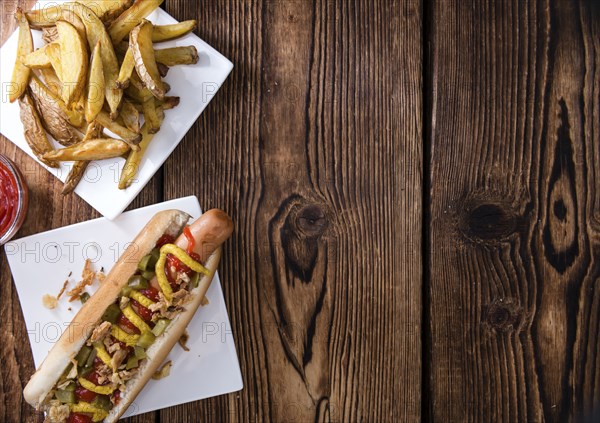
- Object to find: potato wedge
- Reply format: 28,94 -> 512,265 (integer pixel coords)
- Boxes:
43,138 -> 130,161
116,48 -> 135,89
130,20 -> 166,99
108,0 -> 164,44
119,113 -> 163,189
18,92 -> 59,168
42,26 -> 58,44
160,96 -> 180,110
85,41 -> 105,123
10,8 -> 33,103
62,122 -> 104,195
142,98 -> 161,134
68,3 -> 122,118
22,43 -> 57,69
25,5 -> 62,28
29,74 -> 83,145
39,68 -> 62,98
76,0 -> 134,24
157,63 -> 169,78
152,21 -> 197,42
120,100 -> 141,133
155,46 -> 199,66
95,110 -> 142,149
56,21 -> 88,106
45,41 -> 64,82
125,72 -> 154,103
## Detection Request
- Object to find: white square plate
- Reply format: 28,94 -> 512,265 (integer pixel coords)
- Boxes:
4,196 -> 243,418
0,1 -> 233,219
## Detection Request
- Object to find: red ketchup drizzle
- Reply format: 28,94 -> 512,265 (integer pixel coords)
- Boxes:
0,161 -> 18,237
131,299 -> 153,322
183,226 -> 195,255
155,234 -> 175,248
140,287 -> 160,302
67,413 -> 93,423
112,389 -> 121,405
117,313 -> 140,334
75,387 -> 97,403
86,357 -> 110,386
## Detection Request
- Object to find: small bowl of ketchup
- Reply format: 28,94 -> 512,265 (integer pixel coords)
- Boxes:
0,155 -> 28,245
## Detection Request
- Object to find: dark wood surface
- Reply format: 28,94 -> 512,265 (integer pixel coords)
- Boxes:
427,0 -> 600,422
0,0 -> 598,422
1,1 -> 421,422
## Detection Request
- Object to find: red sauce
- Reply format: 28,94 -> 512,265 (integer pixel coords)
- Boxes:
155,234 -> 175,248
86,357 -> 110,386
117,313 -> 140,334
112,389 -> 121,405
140,287 -> 160,302
131,299 -> 153,322
67,413 -> 93,423
75,387 -> 97,403
183,226 -> 195,255
0,161 -> 18,236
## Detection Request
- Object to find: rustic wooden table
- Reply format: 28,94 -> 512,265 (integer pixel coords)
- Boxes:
1,1 -> 598,422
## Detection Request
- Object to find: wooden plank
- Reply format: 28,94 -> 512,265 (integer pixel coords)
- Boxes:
162,0 -> 422,422
428,0 -> 600,421
0,2 -> 160,422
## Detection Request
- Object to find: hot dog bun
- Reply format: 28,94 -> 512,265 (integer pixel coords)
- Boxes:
23,209 -> 234,422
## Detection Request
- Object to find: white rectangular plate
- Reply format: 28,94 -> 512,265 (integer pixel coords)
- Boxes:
0,1 -> 233,219
4,196 -> 243,417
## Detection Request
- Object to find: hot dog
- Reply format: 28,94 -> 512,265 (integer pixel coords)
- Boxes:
23,209 -> 233,423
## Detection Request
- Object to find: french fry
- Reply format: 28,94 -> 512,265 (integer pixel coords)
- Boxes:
29,74 -> 83,145
159,96 -> 180,110
157,63 -> 169,78
152,21 -> 197,42
119,109 -> 164,189
130,20 -> 166,99
116,48 -> 135,89
39,68 -> 62,98
125,72 -> 154,103
154,46 -> 199,66
85,41 -> 105,123
22,43 -> 56,69
10,8 -> 33,103
25,5 -> 62,28
95,110 -> 142,149
43,138 -> 130,161
142,98 -> 161,134
75,0 -> 134,24
70,3 -> 122,118
18,92 -> 59,168
62,122 -> 104,195
45,41 -> 64,81
108,0 -> 164,44
56,21 -> 88,105
61,9 -> 88,46
120,100 -> 141,133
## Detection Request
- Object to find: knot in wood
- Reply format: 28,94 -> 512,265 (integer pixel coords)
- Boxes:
296,205 -> 328,237
484,299 -> 520,333
462,203 -> 516,241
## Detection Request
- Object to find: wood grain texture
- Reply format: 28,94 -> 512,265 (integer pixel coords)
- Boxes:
428,0 -> 600,422
162,0 -> 422,422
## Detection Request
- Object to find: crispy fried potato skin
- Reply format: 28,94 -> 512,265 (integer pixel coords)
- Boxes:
19,92 -> 59,168
130,20 -> 166,99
